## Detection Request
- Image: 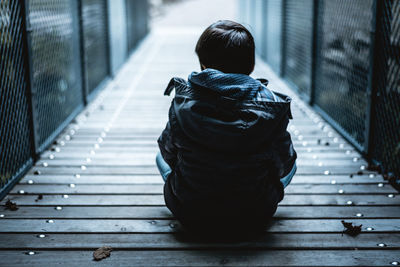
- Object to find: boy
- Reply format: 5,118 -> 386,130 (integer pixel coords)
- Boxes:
157,20 -> 297,232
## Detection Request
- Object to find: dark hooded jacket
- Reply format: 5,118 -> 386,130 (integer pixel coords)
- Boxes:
158,69 -> 296,230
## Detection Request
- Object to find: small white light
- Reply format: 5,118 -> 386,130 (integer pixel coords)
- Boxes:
19,190 -> 25,194
302,141 -> 308,146
388,194 -> 395,198
338,189 -> 344,194
97,137 -> 103,143
81,165 -> 87,171
333,137 -> 338,143
378,183 -> 384,187
318,162 -> 323,167
331,180 -> 337,185
65,135 -> 71,141
94,144 -> 100,149
369,174 -> 375,178
324,170 -> 330,175
55,147 -> 61,152
297,135 -> 303,141
75,174 -> 81,178
353,157 -> 358,162
339,144 -> 345,149
70,129 -> 75,135
312,155 -> 317,159
69,184 -> 75,188
90,150 -> 96,155
46,220 -> 54,223
86,158 -> 91,163
101,132 -> 106,138
356,213 -> 363,217
26,251 -> 36,255
49,154 -> 55,159
360,165 -> 366,170
391,261 -> 399,266
366,227 -> 374,231
62,195 -> 69,199
37,234 -> 46,238
28,180 -> 34,184
346,201 -> 353,205
377,243 -> 387,247
307,148 -> 312,152
42,162 -> 48,167
346,150 -> 351,155
0,214 -> 5,218
55,206 -> 62,210
59,141 -> 65,146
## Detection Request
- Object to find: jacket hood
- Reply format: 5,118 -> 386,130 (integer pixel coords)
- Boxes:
188,69 -> 262,99
164,72 -> 293,152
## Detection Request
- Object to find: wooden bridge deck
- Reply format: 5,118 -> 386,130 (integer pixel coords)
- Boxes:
1,27 -> 400,266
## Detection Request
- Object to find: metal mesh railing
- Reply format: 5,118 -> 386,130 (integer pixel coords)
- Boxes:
0,0 -> 150,198
283,0 -> 313,98
265,0 -> 282,74
126,0 -> 149,54
370,0 -> 400,181
27,0 -> 84,151
81,0 -> 109,97
0,0 -> 34,194
314,0 -> 374,149
243,0 -> 400,186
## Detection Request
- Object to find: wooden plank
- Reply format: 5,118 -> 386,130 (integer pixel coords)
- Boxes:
20,174 -> 384,185
2,194 -> 399,206
1,206 -> 399,219
27,165 -> 372,175
39,151 -> 363,161
35,159 -> 367,168
10,184 -> 397,195
0,233 -> 398,249
41,145 -> 357,153
0,250 -> 397,266
0,219 -> 399,233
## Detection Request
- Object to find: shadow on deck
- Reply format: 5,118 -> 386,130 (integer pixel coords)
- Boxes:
1,27 -> 399,266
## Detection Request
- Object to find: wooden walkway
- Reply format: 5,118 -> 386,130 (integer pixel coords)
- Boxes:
1,28 -> 400,266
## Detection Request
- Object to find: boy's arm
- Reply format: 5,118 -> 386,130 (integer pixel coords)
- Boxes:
272,118 -> 297,179
157,105 -> 178,169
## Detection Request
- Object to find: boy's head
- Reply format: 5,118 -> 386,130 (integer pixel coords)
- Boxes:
195,20 -> 255,75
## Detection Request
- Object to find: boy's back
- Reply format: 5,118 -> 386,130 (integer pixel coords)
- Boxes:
157,21 -> 297,232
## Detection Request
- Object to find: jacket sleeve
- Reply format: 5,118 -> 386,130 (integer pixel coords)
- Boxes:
157,102 -> 178,169
271,116 -> 297,178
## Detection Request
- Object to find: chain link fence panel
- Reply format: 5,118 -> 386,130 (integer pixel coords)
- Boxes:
27,0 -> 84,152
314,0 -> 374,149
371,0 -> 400,182
0,0 -> 34,195
283,0 -> 313,99
81,0 -> 109,97
126,0 -> 149,55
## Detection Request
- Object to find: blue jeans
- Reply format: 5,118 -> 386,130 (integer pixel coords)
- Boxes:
156,152 -> 296,188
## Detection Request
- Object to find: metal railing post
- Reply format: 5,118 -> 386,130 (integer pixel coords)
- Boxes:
280,0 -> 287,77
364,0 -> 379,156
309,0 -> 319,106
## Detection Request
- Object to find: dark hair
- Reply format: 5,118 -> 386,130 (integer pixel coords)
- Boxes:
195,20 -> 255,75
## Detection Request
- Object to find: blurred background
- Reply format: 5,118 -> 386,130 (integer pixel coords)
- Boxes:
1,0 -> 399,199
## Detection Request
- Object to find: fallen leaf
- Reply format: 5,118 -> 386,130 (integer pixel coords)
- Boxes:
341,220 -> 362,237
93,246 -> 112,261
5,199 -> 19,211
